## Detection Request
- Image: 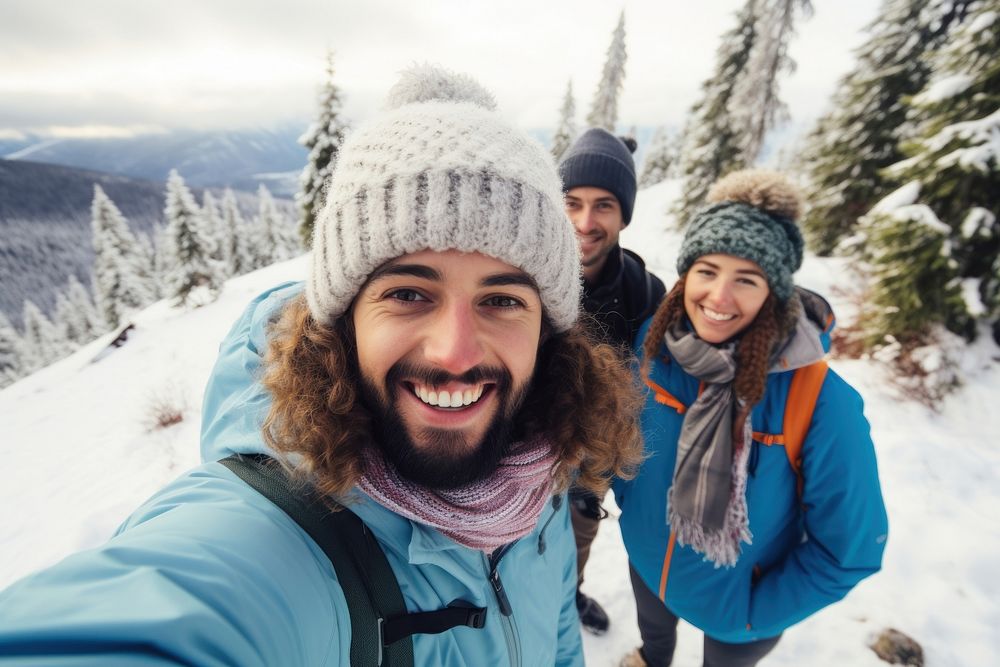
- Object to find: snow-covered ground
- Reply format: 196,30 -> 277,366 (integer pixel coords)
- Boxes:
2,180 -> 998,666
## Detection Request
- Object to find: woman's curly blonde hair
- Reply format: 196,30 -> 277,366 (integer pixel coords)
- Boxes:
262,295 -> 644,499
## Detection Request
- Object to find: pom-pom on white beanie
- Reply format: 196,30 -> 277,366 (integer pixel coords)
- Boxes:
306,64 -> 582,332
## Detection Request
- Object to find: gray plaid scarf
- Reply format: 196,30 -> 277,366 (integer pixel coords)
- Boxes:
663,322 -> 752,567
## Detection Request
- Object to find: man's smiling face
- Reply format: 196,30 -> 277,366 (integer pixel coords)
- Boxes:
351,249 -> 543,488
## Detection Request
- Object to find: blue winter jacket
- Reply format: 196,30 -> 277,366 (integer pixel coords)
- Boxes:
613,292 -> 888,643
0,283 -> 584,666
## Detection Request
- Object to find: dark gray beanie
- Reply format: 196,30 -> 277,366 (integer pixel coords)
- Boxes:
676,170 -> 805,302
558,128 -> 638,224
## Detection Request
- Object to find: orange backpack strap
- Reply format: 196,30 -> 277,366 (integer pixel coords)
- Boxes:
783,360 -> 829,497
644,378 -> 687,414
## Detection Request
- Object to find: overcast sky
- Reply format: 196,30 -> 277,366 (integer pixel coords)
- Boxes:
0,0 -> 881,140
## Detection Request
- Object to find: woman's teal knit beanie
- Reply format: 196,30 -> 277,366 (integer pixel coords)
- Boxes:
677,170 -> 805,302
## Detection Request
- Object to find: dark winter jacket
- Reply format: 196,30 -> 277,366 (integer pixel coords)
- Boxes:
582,245 -> 666,352
613,292 -> 888,643
571,246 -> 666,512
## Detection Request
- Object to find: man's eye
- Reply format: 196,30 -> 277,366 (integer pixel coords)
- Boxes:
484,295 -> 523,309
388,289 -> 426,302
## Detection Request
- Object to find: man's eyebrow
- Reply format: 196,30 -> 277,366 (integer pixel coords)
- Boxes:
367,263 -> 441,283
481,272 -> 538,290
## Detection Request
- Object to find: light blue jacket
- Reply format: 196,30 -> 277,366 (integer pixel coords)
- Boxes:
0,283 -> 583,666
614,292 -> 888,643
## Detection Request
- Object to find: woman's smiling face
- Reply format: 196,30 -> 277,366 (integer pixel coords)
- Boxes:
683,254 -> 771,344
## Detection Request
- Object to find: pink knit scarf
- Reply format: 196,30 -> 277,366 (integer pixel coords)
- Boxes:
357,436 -> 558,552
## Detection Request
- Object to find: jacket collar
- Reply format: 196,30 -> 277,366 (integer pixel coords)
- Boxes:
346,487 -> 557,587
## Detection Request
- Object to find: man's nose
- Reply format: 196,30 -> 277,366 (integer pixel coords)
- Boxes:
572,206 -> 597,234
422,301 -> 485,374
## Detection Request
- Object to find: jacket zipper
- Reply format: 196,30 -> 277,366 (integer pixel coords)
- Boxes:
485,545 -> 521,667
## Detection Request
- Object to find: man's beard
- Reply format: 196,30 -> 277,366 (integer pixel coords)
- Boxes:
358,361 -> 531,489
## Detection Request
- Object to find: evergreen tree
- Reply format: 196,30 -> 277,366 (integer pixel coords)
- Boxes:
20,300 -> 66,371
135,231 -> 159,297
586,11 -> 627,132
297,50 -> 349,248
90,185 -> 156,327
884,0 -> 999,332
220,189 -> 253,277
861,196 -> 972,344
54,274 -> 105,346
151,223 -> 173,291
0,311 -> 24,388
639,126 -> 679,187
800,0 -> 977,255
551,80 -> 577,161
163,170 -> 225,306
985,250 -> 1000,344
729,0 -> 813,163
201,190 -> 225,266
254,184 -> 295,268
674,0 -> 758,225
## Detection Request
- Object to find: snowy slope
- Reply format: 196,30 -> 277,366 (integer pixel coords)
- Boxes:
1,180 -> 998,666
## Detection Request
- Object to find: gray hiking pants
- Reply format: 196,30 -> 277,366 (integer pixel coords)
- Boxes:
629,563 -> 782,667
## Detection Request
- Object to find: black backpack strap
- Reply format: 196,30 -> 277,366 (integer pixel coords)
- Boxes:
219,454 -> 486,665
220,453 -> 412,666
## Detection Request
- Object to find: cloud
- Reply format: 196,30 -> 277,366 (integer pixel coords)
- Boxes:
0,0 -> 880,135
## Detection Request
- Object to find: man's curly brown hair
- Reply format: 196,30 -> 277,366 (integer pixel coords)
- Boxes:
261,295 -> 644,499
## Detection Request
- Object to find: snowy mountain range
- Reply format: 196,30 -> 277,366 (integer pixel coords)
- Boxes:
1,180 -> 997,666
0,124 -> 307,196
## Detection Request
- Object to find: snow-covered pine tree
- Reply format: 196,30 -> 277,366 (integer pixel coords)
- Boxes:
163,170 -> 225,307
135,231 -> 160,297
254,184 -> 295,268
586,11 -> 627,132
0,311 -> 24,388
90,185 -> 156,327
883,0 -> 999,335
297,50 -> 349,248
220,189 -> 253,277
54,274 -> 105,346
53,292 -> 84,353
674,0 -> 759,225
551,80 -> 577,161
985,250 -> 1000,344
151,223 -> 173,291
201,190 -> 226,268
639,126 -> 679,187
20,300 -> 67,372
859,188 -> 973,346
800,0 -> 977,255
729,0 -> 812,164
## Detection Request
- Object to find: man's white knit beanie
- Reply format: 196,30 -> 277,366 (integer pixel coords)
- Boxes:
306,64 -> 582,332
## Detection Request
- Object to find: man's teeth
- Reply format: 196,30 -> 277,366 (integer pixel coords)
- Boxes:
702,306 -> 737,322
414,384 -> 485,408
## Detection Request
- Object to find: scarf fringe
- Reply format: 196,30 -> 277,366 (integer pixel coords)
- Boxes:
668,420 -> 754,568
